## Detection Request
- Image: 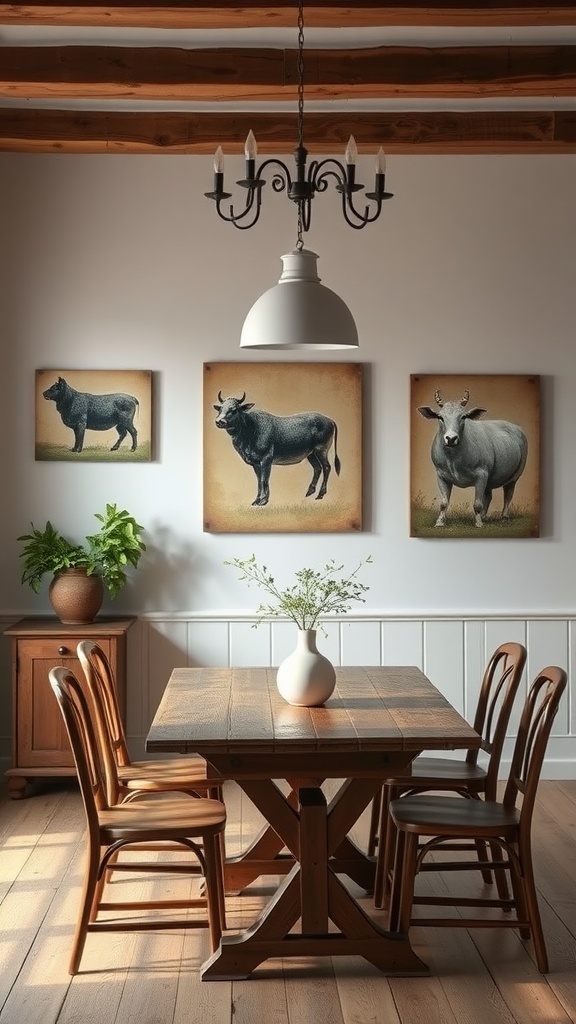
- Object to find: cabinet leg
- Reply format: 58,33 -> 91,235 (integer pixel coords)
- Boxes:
7,776 -> 29,799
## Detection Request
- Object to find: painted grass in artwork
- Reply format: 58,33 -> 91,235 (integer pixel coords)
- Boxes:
411,493 -> 539,538
35,441 -> 152,462
204,498 -> 361,533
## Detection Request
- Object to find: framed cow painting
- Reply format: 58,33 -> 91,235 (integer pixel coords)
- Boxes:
410,373 -> 540,538
35,369 -> 153,462
203,362 -> 363,533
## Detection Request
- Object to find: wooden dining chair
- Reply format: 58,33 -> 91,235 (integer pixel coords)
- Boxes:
385,665 -> 567,974
372,640 -> 526,909
77,639 -> 224,807
49,665 -> 227,975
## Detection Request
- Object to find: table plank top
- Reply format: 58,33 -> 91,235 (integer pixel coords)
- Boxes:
146,666 -> 481,757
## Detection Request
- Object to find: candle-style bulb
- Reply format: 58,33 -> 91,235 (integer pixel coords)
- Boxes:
245,130 -> 258,160
375,147 -> 386,174
214,146 -> 224,174
345,135 -> 358,165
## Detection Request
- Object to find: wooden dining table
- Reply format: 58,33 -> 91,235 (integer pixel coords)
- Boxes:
146,665 -> 481,981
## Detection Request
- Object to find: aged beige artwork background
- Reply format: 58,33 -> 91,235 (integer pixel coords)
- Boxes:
204,362 -> 362,533
35,370 -> 152,462
411,374 -> 540,538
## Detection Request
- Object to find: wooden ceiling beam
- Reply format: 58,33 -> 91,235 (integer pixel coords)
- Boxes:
0,108 -> 573,153
0,45 -> 574,99
0,3 -> 575,29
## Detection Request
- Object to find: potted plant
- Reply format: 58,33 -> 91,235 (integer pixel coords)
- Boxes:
18,503 -> 146,624
225,554 -> 372,706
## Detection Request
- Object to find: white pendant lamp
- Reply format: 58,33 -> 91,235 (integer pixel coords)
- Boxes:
204,0 -> 393,352
240,248 -> 358,350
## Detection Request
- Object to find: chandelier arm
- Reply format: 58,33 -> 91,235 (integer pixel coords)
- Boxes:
344,193 -> 384,228
337,191 -> 383,230
254,157 -> 294,193
309,157 -> 348,190
214,188 -> 261,229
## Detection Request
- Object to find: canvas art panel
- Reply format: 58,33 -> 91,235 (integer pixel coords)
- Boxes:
410,374 -> 540,538
203,362 -> 362,533
35,369 -> 153,462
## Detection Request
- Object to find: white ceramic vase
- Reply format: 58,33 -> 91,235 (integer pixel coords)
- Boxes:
276,628 -> 336,707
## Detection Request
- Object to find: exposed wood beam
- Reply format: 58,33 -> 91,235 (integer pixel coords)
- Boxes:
0,45 -> 574,100
0,3 -> 575,29
0,108 -> 573,153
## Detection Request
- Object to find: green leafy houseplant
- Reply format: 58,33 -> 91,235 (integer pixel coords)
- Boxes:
225,554 -> 372,634
18,503 -> 146,600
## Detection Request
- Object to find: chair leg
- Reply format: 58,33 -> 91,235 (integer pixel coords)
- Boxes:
374,784 -> 400,910
489,839 -> 511,903
372,787 -> 386,907
70,839 -> 101,975
518,844 -> 548,973
202,833 -> 225,952
367,788 -> 382,857
207,785 -> 228,871
473,837 -> 494,885
386,826 -> 405,932
89,865 -> 108,922
506,841 -> 531,941
397,831 -> 419,935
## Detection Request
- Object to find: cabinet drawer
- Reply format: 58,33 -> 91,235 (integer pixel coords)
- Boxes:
17,636 -> 112,662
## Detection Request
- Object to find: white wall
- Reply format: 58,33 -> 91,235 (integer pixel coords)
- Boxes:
1,151 -> 575,619
1,150 -> 575,773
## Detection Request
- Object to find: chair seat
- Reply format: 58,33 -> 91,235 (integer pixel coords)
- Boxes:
388,755 -> 488,788
390,793 -> 520,837
99,795 -> 226,843
118,755 -> 217,791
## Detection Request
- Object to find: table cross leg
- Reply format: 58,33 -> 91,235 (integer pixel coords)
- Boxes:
201,778 -> 429,979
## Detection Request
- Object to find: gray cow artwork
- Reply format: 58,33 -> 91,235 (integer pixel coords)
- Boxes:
410,374 -> 540,538
203,362 -> 362,533
35,369 -> 152,462
213,391 -> 340,507
419,388 -> 527,528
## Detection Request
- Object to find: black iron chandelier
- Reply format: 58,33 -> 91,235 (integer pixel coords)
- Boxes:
204,0 -> 393,237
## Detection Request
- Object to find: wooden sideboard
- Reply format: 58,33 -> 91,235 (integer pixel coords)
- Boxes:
4,616 -> 135,798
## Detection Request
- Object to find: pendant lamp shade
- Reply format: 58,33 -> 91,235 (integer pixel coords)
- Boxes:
240,249 -> 359,350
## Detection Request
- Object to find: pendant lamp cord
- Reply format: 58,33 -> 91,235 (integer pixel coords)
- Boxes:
296,0 -> 305,251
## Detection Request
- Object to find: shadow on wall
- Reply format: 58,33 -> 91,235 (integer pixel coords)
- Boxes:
133,525 -> 199,613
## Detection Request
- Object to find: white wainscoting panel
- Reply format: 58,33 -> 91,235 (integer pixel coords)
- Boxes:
423,620 -> 466,715
341,620 -> 382,667
229,621 -> 272,667
187,620 -> 230,670
526,619 -> 571,734
381,620 -> 424,668
483,620 -> 528,737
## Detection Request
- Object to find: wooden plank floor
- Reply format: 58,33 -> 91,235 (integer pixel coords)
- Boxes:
1,777 -> 575,1024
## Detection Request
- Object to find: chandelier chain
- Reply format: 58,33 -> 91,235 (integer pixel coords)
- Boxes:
295,0 -> 306,250
297,1 -> 305,151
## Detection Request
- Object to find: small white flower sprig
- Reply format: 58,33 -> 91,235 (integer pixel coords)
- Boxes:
224,554 -> 372,635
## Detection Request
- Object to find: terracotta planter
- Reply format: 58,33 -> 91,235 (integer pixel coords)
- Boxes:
49,569 -> 104,624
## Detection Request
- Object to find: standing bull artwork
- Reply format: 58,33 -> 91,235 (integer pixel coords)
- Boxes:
418,388 -> 528,528
43,376 -> 139,453
213,391 -> 340,506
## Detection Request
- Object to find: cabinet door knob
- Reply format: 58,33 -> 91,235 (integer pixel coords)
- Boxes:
58,646 -> 69,655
